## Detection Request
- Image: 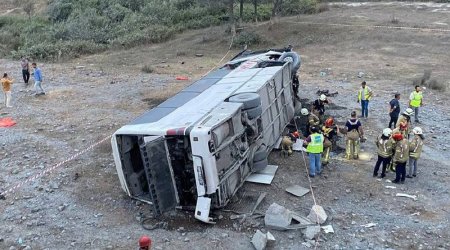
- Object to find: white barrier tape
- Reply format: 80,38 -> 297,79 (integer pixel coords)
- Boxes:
285,20 -> 450,33
0,135 -> 112,198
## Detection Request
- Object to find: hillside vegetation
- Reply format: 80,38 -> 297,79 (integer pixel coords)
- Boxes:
0,0 -> 319,61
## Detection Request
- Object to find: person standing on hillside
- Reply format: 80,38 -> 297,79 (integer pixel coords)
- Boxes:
357,81 -> 373,118
32,62 -> 45,96
392,133 -> 409,184
21,57 -> 30,86
1,73 -> 14,108
388,93 -> 401,129
409,85 -> 423,123
407,127 -> 424,178
373,128 -> 394,178
344,111 -> 365,160
304,126 -> 324,178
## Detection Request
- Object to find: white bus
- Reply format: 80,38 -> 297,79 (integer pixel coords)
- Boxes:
111,48 -> 301,223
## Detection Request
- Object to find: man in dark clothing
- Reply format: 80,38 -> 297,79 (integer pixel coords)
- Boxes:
389,93 -> 401,129
345,111 -> 364,159
21,57 -> 30,86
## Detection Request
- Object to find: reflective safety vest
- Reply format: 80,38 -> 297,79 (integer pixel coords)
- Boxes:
358,87 -> 372,101
307,133 -> 324,153
410,91 -> 423,108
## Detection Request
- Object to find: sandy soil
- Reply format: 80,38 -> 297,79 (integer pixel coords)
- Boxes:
1,2 -> 450,250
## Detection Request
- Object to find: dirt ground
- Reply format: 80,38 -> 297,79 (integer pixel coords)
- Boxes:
1,2 -> 450,250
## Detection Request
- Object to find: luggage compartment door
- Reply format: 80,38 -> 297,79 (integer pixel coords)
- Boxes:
140,136 -> 178,215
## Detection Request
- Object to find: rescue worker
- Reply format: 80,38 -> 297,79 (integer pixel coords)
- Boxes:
344,111 -> 364,160
139,235 -> 152,250
373,128 -> 394,178
312,94 -> 330,122
407,127 -> 424,178
321,117 -> 339,165
304,126 -> 324,177
298,108 -> 310,137
392,133 -> 409,184
357,81 -> 373,118
300,108 -> 320,137
409,85 -> 423,123
396,108 -> 414,138
281,131 -> 300,156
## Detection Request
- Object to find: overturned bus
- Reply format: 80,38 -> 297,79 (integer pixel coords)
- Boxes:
111,48 -> 301,223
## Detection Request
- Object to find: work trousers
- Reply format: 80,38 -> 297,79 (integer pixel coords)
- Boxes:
408,157 -> 418,176
4,91 -> 12,107
412,107 -> 420,122
388,115 -> 398,129
308,153 -> 322,176
394,162 -> 407,182
373,155 -> 391,177
22,69 -> 30,84
345,139 -> 360,159
361,100 -> 369,118
322,146 -> 331,165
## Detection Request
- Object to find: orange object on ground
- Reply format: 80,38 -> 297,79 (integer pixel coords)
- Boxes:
0,117 -> 16,127
176,76 -> 189,80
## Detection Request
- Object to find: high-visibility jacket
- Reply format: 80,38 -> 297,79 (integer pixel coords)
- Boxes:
410,91 -> 423,108
307,133 -> 324,153
376,136 -> 395,158
393,139 -> 409,163
358,87 -> 372,101
409,136 -> 424,159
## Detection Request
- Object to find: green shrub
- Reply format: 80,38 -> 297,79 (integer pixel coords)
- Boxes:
282,0 -> 319,15
233,31 -> 264,48
141,65 -> 154,73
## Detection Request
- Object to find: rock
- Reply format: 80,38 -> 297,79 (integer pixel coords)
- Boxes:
177,227 -> 185,233
251,230 -> 267,250
9,246 -> 17,250
221,233 -> 229,238
357,72 -> 365,78
183,237 -> 189,242
195,54 -> 204,57
218,215 -> 224,220
23,246 -> 32,250
307,205 -> 328,224
304,225 -> 321,240
264,203 -> 291,229
266,231 -> 275,242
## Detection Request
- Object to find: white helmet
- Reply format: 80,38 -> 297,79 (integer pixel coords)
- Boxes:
320,94 -> 327,101
404,108 -> 414,116
413,127 -> 423,135
301,108 -> 309,116
382,128 -> 392,137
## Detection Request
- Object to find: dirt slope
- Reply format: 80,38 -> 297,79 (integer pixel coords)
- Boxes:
1,2 -> 450,249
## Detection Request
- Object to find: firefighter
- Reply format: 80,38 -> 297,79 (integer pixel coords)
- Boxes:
298,108 -> 310,137
312,94 -> 330,122
396,108 -> 414,138
344,111 -> 365,160
281,131 -> 300,156
321,117 -> 339,165
373,128 -> 394,178
139,235 -> 152,250
407,127 -> 424,178
392,133 -> 409,184
300,108 -> 320,137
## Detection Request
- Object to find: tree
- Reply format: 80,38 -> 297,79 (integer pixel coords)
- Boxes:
254,0 -> 258,22
239,0 -> 244,23
19,0 -> 35,19
271,0 -> 283,24
229,0 -> 235,35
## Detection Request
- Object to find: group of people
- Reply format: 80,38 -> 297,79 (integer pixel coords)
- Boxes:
1,57 -> 45,108
287,81 -> 425,183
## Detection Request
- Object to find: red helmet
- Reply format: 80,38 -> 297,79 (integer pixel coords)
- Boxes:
324,117 -> 334,127
139,236 -> 152,248
392,133 -> 403,141
292,131 -> 300,138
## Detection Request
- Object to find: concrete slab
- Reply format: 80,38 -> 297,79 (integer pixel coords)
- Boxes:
285,185 -> 310,197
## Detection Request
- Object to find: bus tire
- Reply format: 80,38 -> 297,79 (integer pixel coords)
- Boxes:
246,105 -> 262,120
229,93 -> 261,110
252,158 -> 268,172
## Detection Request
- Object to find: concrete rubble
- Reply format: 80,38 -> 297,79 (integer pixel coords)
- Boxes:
304,225 -> 321,240
307,205 -> 328,224
251,230 -> 268,250
264,203 -> 313,230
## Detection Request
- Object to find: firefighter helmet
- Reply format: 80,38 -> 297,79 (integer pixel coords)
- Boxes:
413,127 -> 423,135
320,94 -> 327,101
392,133 -> 403,141
139,236 -> 152,248
324,117 -> 334,127
301,108 -> 309,116
382,128 -> 392,137
404,108 -> 414,116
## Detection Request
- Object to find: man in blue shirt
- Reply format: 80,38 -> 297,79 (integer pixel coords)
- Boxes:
32,62 -> 45,96
389,93 -> 401,129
